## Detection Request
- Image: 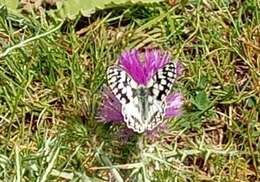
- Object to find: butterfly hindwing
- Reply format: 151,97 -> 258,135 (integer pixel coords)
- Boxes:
145,101 -> 164,131
122,102 -> 145,133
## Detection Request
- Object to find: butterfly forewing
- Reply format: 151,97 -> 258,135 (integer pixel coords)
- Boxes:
107,66 -> 135,105
150,62 -> 177,102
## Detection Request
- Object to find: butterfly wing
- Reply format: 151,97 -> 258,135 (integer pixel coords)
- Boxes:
147,62 -> 177,130
150,62 -> 177,101
145,99 -> 164,131
107,66 -> 134,105
107,66 -> 146,133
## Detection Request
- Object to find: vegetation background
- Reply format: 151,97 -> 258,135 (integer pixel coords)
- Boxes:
0,0 -> 259,181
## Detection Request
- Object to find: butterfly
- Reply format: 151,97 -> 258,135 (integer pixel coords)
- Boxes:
107,62 -> 177,133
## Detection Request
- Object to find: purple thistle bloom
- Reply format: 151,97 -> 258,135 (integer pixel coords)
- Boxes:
119,49 -> 170,85
165,92 -> 184,118
97,87 -> 123,123
97,49 -> 184,138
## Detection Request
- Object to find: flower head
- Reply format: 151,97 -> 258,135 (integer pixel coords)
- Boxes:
119,49 -> 170,85
165,92 -> 184,118
97,49 -> 184,138
97,87 -> 123,123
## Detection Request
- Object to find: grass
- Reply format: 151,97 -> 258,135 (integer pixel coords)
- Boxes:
0,0 -> 259,181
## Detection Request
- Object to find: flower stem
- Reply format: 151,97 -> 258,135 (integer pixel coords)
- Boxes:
138,134 -> 144,154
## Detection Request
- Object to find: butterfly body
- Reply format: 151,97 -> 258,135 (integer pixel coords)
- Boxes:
107,62 -> 176,133
134,87 -> 152,121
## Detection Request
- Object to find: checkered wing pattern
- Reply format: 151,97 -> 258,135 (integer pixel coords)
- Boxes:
107,62 -> 176,133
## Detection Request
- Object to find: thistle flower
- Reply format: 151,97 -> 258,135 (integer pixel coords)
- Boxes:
97,49 -> 184,139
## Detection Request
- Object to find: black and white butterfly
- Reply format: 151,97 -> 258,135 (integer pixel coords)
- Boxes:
107,62 -> 177,133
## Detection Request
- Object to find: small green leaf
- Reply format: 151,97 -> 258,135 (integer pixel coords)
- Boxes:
192,91 -> 210,111
197,75 -> 208,89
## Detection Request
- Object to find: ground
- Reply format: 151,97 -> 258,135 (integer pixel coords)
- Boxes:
0,0 -> 259,181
